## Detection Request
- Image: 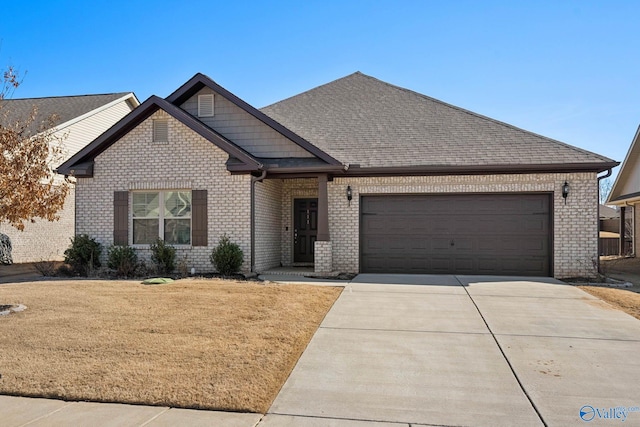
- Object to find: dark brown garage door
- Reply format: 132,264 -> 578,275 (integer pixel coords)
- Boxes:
360,194 -> 551,276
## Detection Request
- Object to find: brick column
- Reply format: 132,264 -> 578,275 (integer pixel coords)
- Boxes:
315,174 -> 332,273
314,241 -> 333,274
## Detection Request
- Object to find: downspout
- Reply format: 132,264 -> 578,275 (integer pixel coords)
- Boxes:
250,170 -> 267,274
597,168 -> 613,275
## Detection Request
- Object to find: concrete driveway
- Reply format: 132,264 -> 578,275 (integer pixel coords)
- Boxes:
264,275 -> 640,427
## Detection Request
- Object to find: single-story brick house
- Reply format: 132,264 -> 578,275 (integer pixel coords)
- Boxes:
0,93 -> 139,262
57,72 -> 617,278
607,126 -> 640,255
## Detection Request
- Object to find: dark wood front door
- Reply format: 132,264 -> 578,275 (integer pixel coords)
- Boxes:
294,198 -> 318,263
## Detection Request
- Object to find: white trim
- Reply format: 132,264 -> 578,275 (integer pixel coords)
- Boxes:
130,190 -> 192,247
608,125 -> 640,203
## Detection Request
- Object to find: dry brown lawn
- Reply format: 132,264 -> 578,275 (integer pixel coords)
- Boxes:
0,279 -> 342,413
579,285 -> 640,321
578,257 -> 640,321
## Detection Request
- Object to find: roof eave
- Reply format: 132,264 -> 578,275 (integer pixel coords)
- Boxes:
266,165 -> 346,174
608,191 -> 640,206
57,95 -> 263,177
342,162 -> 620,177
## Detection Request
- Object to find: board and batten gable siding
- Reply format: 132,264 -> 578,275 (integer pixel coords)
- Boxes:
180,87 -> 314,158
75,109 -> 252,273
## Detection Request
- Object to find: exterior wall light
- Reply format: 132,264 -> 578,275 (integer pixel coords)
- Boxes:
346,185 -> 353,206
562,181 -> 569,204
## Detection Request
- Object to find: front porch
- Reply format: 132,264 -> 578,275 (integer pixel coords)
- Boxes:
254,174 -> 338,274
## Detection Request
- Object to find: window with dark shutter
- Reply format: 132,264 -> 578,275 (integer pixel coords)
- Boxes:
191,190 -> 208,246
132,191 -> 192,245
114,191 -> 129,245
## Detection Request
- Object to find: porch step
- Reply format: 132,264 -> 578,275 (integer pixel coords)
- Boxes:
261,267 -> 315,276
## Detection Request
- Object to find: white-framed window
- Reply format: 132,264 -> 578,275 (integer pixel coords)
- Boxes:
153,119 -> 168,142
132,190 -> 192,245
198,94 -> 215,117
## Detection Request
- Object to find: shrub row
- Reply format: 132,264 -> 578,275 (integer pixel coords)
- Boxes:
62,234 -> 243,278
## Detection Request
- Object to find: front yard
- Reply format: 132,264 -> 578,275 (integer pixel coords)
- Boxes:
0,279 -> 342,413
578,256 -> 640,321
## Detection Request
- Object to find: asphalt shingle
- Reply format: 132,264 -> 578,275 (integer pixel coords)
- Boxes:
0,93 -> 132,132
261,72 -> 614,168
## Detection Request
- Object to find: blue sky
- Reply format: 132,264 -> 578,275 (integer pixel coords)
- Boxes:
2,1 -> 638,177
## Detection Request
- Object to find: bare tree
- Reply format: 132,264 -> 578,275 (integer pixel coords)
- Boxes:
0,65 -> 70,231
599,177 -> 613,205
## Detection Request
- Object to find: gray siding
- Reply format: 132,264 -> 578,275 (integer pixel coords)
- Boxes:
181,88 -> 314,158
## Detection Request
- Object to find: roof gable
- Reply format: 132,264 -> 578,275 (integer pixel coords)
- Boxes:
179,86 -> 315,159
261,72 -> 617,173
57,96 -> 262,176
608,126 -> 640,204
167,73 -> 341,166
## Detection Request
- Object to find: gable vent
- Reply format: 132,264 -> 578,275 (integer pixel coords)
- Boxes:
153,119 -> 168,142
198,94 -> 215,117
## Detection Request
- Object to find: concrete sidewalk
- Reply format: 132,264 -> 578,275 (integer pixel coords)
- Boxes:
0,395 -> 263,427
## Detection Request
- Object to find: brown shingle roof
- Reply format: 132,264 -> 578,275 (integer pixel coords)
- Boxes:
261,72 -> 615,169
0,93 -> 133,132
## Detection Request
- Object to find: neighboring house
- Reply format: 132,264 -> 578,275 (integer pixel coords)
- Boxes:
598,204 -> 631,256
0,93 -> 139,263
58,72 -> 617,278
607,126 -> 640,255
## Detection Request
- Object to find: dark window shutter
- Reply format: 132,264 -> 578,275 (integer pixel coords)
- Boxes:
192,190 -> 208,246
114,191 -> 129,245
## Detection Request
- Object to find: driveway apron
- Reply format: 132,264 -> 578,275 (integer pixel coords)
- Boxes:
267,274 -> 640,427
460,276 -> 640,426
268,275 -> 542,426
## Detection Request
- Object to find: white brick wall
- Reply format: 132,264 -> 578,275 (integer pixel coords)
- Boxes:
76,110 -> 252,273
314,241 -> 333,273
0,186 -> 75,263
254,179 -> 282,272
282,173 -> 599,278
75,112 -> 600,279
